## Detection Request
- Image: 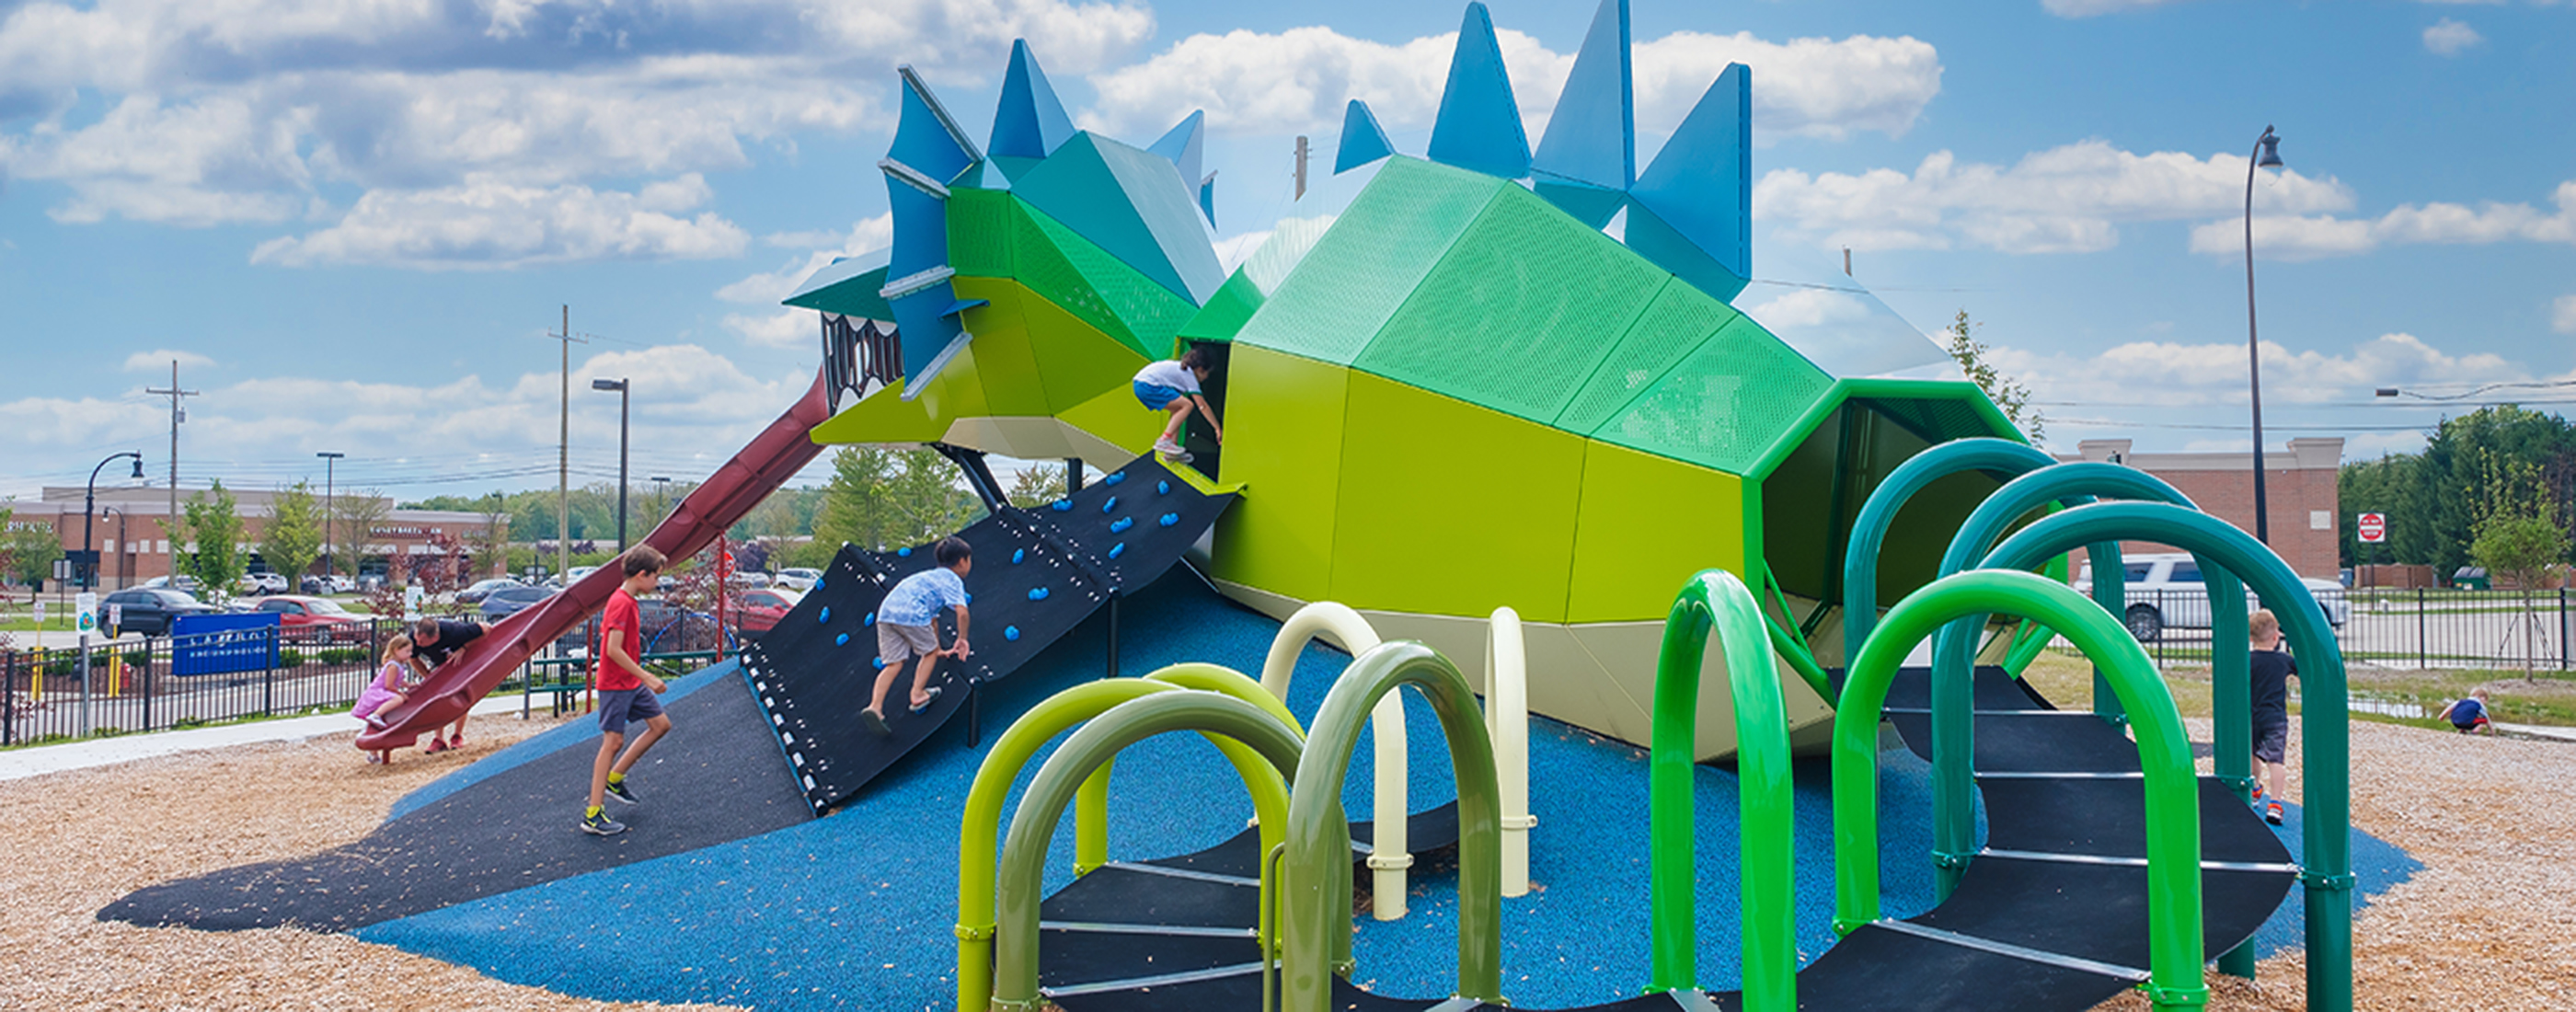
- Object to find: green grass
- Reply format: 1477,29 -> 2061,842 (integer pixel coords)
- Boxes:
0,701 -> 356,753
2018,651 -> 2576,727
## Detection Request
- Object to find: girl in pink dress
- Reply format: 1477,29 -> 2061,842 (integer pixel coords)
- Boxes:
354,634 -> 419,765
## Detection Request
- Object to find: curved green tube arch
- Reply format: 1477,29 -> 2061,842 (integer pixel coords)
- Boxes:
1834,569 -> 2206,1010
1982,502 -> 2352,1012
1072,664 -> 1306,875
989,691 -> 1307,1012
1647,570 -> 1795,1011
1281,641 -> 1502,1012
1841,438 -> 2058,658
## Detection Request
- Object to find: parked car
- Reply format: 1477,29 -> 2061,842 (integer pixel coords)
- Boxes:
726,570 -> 773,590
301,574 -> 357,594
101,588 -> 224,637
254,594 -> 368,644
554,598 -> 722,655
2077,552 -> 2350,642
480,584 -> 558,621
773,568 -> 822,592
456,577 -> 526,604
735,588 -> 804,634
139,574 -> 205,593
238,571 -> 288,595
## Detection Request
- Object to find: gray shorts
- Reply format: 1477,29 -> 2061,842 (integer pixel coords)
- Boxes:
597,687 -> 664,736
2253,717 -> 2288,765
878,622 -> 939,663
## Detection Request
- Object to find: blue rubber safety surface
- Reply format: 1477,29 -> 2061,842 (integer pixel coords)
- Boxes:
387,664 -> 733,822
354,570 -> 2415,1010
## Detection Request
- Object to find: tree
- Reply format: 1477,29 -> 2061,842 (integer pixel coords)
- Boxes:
331,490 -> 392,579
172,481 -> 247,598
259,482 -> 325,589
2470,512 -> 2569,684
1944,310 -> 2044,442
474,492 -> 512,580
1008,464 -> 1068,508
891,449 -> 979,545
814,447 -> 902,551
1,504 -> 63,590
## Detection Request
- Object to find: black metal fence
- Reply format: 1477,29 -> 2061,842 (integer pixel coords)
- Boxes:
2047,587 -> 2573,673
2,619 -> 401,748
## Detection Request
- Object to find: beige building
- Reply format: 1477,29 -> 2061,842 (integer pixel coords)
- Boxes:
2057,438 -> 2345,579
7,486 -> 500,590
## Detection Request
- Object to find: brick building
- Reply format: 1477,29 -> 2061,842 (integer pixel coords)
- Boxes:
6,486 -> 500,591
2057,438 -> 2344,579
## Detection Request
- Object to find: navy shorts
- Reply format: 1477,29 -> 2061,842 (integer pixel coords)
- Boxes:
1133,381 -> 1182,410
2253,717 -> 2288,765
598,687 -> 665,736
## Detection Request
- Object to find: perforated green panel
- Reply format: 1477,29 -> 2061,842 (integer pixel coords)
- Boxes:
1557,279 -> 1741,434
946,189 -> 1017,278
1009,201 -> 1136,352
1353,186 -> 1667,423
1021,202 -> 1196,360
1594,316 -> 1833,475
1232,157 -> 1505,367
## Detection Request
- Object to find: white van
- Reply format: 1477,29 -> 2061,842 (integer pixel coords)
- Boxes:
2076,552 -> 2349,641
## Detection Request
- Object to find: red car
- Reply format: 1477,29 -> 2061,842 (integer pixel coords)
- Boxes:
735,588 -> 802,634
255,595 -> 369,645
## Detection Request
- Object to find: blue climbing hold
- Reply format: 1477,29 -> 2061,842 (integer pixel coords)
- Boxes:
964,592 -> 972,604
820,606 -> 832,623
865,612 -> 876,626
835,633 -> 849,647
1105,472 -> 1126,486
1005,626 -> 1021,641
1029,587 -> 1050,601
815,578 -> 824,591
897,546 -> 912,558
1052,499 -> 1073,512
1012,548 -> 1026,564
1157,480 -> 1170,495
1109,543 -> 1127,559
1159,513 -> 1180,527
1103,497 -> 1118,513
873,657 -> 887,670
1110,517 -> 1133,534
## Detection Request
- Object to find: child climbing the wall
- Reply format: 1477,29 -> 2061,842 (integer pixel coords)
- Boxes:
2248,608 -> 2297,826
1133,346 -> 1222,463
353,634 -> 418,765
860,536 -> 972,736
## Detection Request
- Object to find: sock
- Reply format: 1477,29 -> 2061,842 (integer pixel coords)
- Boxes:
587,805 -> 604,819
608,771 -> 625,786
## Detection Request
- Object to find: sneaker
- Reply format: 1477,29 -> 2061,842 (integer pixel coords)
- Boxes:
1154,439 -> 1193,463
605,778 -> 639,805
2249,782 -> 2264,802
581,811 -> 627,836
2264,802 -> 2284,826
424,736 -> 450,754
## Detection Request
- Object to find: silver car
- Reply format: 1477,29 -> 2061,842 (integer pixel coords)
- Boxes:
2076,552 -> 2349,642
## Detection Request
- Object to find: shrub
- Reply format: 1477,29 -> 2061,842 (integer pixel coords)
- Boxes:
277,649 -> 309,669
121,649 -> 152,669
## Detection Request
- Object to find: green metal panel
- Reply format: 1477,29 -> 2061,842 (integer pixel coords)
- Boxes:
949,277 -> 1087,415
1175,269 -> 1265,345
1010,133 -> 1224,305
1210,344 -> 1350,604
1593,316 -> 1832,475
1567,441 -> 1745,623
783,264 -> 893,321
1233,157 -> 1506,367
1354,184 -> 1666,424
947,189 -> 1018,278
1556,279 -> 1740,434
1020,201 -> 1197,360
984,279 -> 1153,412
1008,201 -> 1137,352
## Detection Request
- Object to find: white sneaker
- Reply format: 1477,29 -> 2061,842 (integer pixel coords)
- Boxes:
1154,439 -> 1192,463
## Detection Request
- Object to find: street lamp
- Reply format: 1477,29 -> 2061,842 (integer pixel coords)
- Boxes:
650,476 -> 672,524
592,377 -> 630,551
82,452 -> 144,591
317,451 -> 344,584
2243,125 -> 2284,546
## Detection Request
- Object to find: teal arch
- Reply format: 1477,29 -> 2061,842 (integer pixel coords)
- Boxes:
1983,502 -> 2352,1012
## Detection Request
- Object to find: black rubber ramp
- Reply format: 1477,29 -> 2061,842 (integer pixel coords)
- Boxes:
100,673 -> 806,932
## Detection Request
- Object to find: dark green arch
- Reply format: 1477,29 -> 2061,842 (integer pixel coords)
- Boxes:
1842,438 -> 2059,654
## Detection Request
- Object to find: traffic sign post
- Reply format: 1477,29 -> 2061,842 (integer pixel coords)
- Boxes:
2358,512 -> 2387,545
76,591 -> 98,738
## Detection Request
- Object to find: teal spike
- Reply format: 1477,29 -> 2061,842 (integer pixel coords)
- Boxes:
1633,62 -> 1750,282
1535,178 -> 1626,228
891,66 -> 978,186
1014,133 -> 1225,305
989,40 -> 1078,159
1425,2 -> 1531,179
1148,110 -> 1207,199
1624,200 -> 1748,304
1334,99 -> 1397,174
1532,0 -> 1633,191
1199,171 -> 1217,227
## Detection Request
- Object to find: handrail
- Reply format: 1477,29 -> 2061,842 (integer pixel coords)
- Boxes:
1071,663 -> 1304,875
1982,502 -> 2352,1011
1841,438 -> 2057,657
1760,612 -> 1832,701
1257,602 -> 1415,919
1485,606 -> 1533,899
954,667 -> 1301,1012
1834,569 -> 2205,1010
989,692 -> 1306,1012
1281,641 -> 1501,1012
1647,570 -> 1795,1011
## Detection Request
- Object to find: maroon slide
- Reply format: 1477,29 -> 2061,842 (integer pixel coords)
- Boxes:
356,366 -> 837,753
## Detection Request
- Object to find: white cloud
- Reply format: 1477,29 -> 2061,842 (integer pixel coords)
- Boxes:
248,174 -> 750,269
1080,25 -> 1938,147
2041,0 -> 2200,16
717,214 -> 895,305
123,351 -> 216,373
2001,332 -> 2524,412
1756,141 -> 2354,254
723,309 -> 820,350
2422,17 -> 2485,56
2554,294 -> 2576,335
2186,180 -> 2576,260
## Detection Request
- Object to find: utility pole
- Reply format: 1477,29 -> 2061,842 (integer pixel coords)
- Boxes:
1294,135 -> 1310,200
317,452 -> 344,581
144,362 -> 199,580
549,306 -> 586,583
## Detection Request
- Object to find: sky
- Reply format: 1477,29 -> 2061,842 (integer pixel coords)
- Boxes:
3,0 -> 2572,503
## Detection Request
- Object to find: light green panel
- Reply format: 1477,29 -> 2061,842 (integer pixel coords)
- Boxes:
1353,184 -> 1667,423
1008,200 -> 1137,352
972,278 -> 1152,412
1175,269 -> 1265,346
1232,157 -> 1506,367
1209,344 -> 1351,604
1565,441 -> 1749,623
1592,316 -> 1834,476
948,277 -> 1064,416
1554,279 -> 1742,434
1328,372 -> 1584,622
1018,201 -> 1197,360
947,189 -> 1017,278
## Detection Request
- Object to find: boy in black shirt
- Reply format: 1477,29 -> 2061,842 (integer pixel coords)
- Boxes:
2248,608 -> 2296,826
411,616 -> 490,753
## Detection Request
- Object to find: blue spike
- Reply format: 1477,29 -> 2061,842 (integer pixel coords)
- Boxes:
1535,179 -> 1627,229
1199,172 -> 1216,227
1533,0 -> 1632,191
1623,200 -> 1748,303
1632,62 -> 1751,285
989,40 -> 1078,159
1426,3 -> 1530,179
890,67 -> 978,185
1148,110 -> 1206,198
1334,100 -> 1396,174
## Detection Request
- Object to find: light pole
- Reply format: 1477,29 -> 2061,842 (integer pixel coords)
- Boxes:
592,378 -> 630,552
2244,124 -> 2284,546
82,453 -> 144,591
316,451 -> 344,585
651,476 -> 672,524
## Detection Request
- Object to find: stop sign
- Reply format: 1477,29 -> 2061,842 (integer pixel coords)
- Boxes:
2358,512 -> 2387,543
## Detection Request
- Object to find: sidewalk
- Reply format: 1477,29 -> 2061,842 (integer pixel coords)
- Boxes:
0,695 -> 534,784
2494,720 -> 2576,743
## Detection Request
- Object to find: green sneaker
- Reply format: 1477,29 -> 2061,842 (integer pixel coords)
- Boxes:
605,778 -> 638,805
581,811 -> 628,836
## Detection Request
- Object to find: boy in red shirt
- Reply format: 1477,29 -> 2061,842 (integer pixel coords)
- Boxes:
583,546 -> 673,836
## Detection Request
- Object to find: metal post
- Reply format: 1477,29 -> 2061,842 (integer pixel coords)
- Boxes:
141,637 -> 153,732
263,626 -> 276,716
2560,588 -> 2568,671
78,630 -> 90,738
2418,588 -> 2428,670
1104,593 -> 1121,678
617,382 -> 629,551
1065,458 -> 1083,493
2243,126 -> 2280,546
5,651 -> 16,746
966,681 -> 981,749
